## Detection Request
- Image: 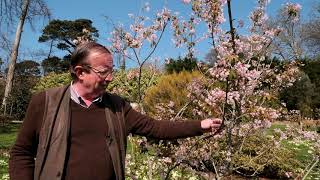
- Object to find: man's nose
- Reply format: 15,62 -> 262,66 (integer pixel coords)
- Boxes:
105,74 -> 113,82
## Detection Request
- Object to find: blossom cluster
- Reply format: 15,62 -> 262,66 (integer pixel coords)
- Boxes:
185,2 -> 302,150
191,0 -> 227,32
72,28 -> 95,46
282,2 -> 302,22
110,7 -> 171,57
171,15 -> 198,49
249,0 -> 270,31
126,69 -> 140,80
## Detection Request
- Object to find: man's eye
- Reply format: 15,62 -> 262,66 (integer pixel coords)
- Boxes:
101,70 -> 109,73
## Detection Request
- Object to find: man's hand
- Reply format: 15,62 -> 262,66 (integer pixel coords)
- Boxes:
200,118 -> 222,133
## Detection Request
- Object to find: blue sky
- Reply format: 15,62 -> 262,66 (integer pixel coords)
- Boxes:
1,0 -> 317,69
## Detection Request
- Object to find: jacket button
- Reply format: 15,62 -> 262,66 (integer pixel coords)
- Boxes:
57,171 -> 61,177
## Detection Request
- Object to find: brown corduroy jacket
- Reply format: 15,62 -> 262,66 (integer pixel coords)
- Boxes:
9,85 -> 203,180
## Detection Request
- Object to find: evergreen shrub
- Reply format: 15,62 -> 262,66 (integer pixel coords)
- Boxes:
143,71 -> 203,118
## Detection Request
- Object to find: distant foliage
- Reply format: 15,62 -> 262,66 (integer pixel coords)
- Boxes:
280,73 -> 315,117
32,68 -> 160,103
14,60 -> 41,77
8,76 -> 39,120
32,72 -> 71,93
165,56 -> 198,74
41,56 -> 69,75
108,68 -> 160,102
143,71 -> 202,117
3,60 -> 41,119
280,58 -> 320,118
38,19 -> 99,53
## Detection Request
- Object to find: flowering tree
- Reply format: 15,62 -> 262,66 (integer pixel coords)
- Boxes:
125,0 -> 320,179
108,0 -> 320,179
157,0 -> 320,178
109,4 -> 171,103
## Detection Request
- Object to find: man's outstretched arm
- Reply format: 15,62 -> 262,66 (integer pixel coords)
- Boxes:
124,101 -> 222,139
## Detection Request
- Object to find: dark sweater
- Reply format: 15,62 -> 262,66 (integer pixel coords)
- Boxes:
9,90 -> 204,180
63,100 -> 115,180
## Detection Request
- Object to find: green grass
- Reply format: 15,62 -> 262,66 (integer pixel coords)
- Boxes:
265,123 -> 288,135
268,123 -> 315,164
0,124 -> 19,150
266,122 -> 319,179
285,141 -> 320,180
0,123 -> 19,179
0,151 -> 9,179
282,140 -> 313,163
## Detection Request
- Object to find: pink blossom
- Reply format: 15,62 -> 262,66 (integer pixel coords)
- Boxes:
238,19 -> 244,28
127,69 -> 139,80
182,0 -> 191,4
282,3 -> 302,22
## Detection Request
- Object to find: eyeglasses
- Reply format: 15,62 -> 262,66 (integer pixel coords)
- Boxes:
84,65 -> 113,79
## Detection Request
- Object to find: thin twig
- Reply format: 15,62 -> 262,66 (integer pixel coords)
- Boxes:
302,156 -> 319,180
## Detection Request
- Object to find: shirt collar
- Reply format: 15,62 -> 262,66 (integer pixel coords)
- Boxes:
70,82 -> 103,108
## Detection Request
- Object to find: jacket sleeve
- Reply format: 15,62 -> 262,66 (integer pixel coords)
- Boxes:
9,92 -> 45,180
124,101 -> 203,139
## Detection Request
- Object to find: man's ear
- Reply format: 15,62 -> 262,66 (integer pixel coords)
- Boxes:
74,66 -> 85,79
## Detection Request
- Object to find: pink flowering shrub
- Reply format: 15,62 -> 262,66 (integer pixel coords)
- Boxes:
137,0 -> 314,178
109,6 -> 171,103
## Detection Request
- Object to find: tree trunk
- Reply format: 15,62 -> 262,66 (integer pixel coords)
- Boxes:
1,0 -> 30,113
120,53 -> 125,70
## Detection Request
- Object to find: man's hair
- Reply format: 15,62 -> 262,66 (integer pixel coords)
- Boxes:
70,42 -> 111,80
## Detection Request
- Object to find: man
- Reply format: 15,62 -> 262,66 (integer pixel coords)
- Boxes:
9,42 -> 222,180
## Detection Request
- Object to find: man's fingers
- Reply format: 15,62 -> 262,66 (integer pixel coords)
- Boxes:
211,118 -> 222,124
212,123 -> 221,127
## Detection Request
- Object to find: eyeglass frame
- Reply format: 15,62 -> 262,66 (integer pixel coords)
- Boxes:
82,64 -> 114,79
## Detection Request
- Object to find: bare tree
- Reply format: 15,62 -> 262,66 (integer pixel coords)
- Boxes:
268,9 -> 304,60
301,4 -> 320,57
1,0 -> 30,113
1,0 -> 50,114
105,16 -> 128,71
204,48 -> 218,66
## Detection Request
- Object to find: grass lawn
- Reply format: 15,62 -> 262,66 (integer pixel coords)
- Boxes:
268,122 -> 320,180
0,123 -> 20,179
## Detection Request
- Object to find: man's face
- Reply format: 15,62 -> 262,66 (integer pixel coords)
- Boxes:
79,51 -> 113,97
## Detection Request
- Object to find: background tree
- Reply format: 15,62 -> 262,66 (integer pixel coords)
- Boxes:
38,19 -> 99,54
0,57 -> 3,75
300,58 -> 320,115
204,48 -> 218,66
5,60 -> 40,119
280,72 -> 315,117
165,56 -> 197,74
14,60 -> 40,76
41,56 -> 69,75
1,0 -> 50,114
300,3 -> 320,57
280,57 -> 320,118
0,57 -> 4,107
269,3 -> 304,60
